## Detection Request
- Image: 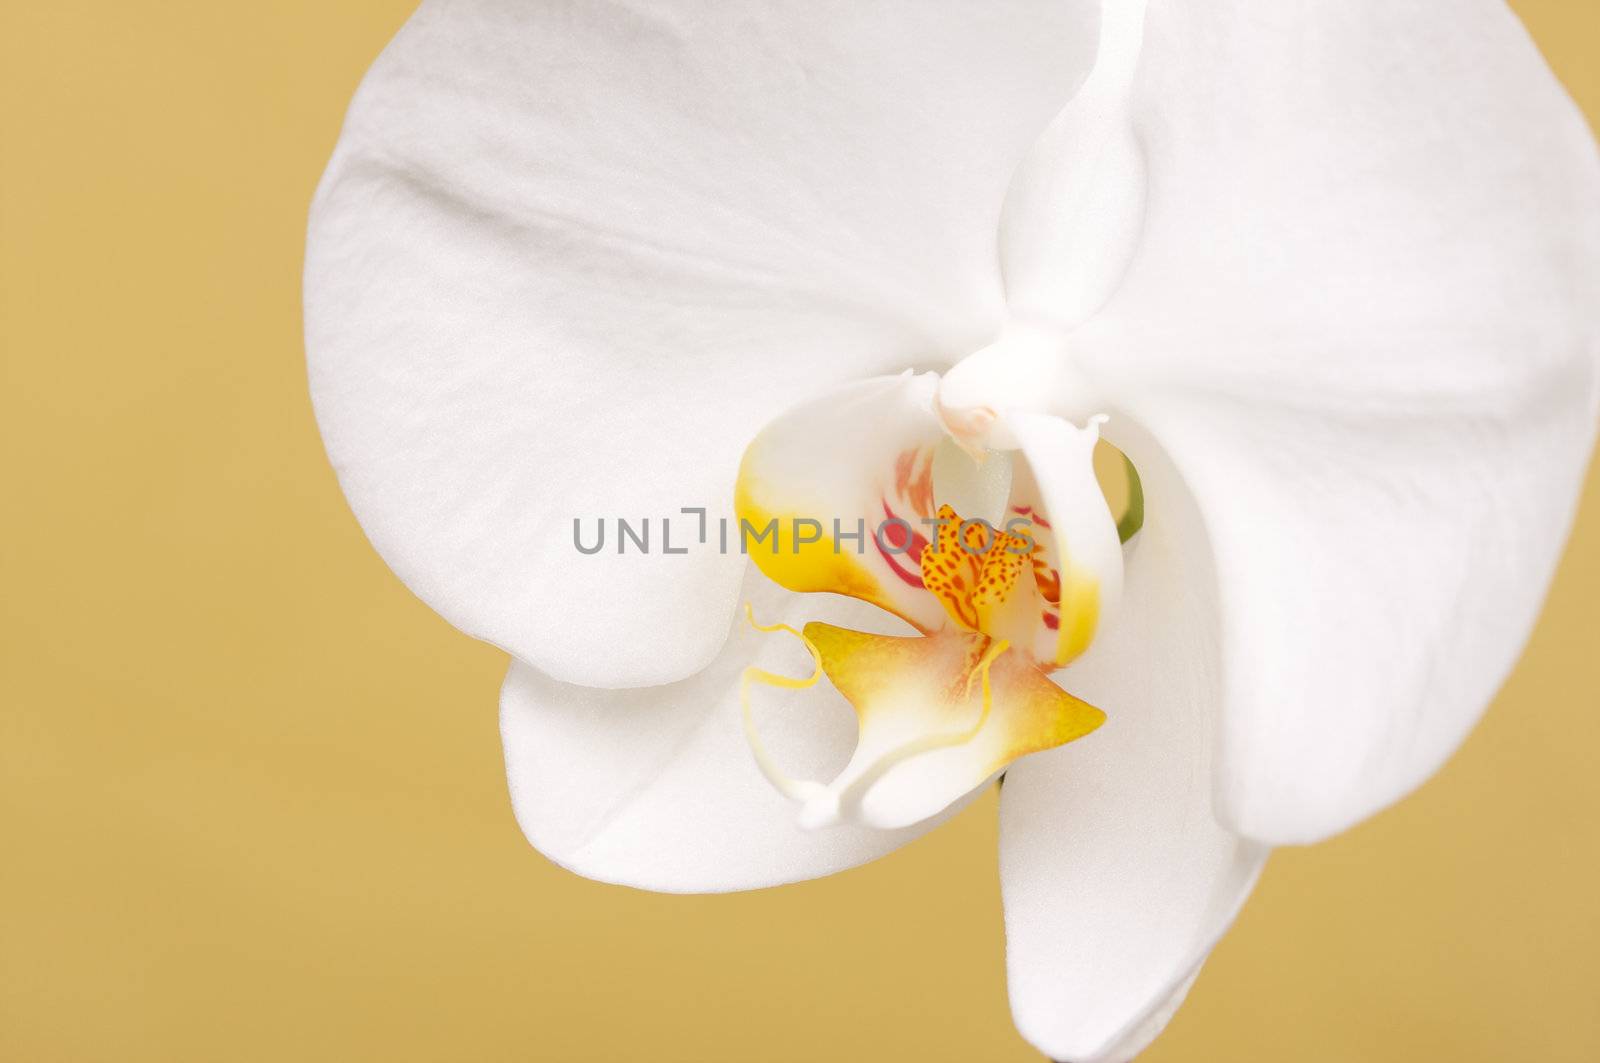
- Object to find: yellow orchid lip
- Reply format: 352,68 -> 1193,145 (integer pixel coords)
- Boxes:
741,611 -> 1105,830
730,373 -> 1126,830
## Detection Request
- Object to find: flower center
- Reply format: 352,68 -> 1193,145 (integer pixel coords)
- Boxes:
921,502 -> 1050,650
730,371 -> 1131,830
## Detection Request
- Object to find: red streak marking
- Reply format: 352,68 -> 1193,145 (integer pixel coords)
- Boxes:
1042,611 -> 1059,630
877,499 -> 928,589
1012,505 -> 1052,531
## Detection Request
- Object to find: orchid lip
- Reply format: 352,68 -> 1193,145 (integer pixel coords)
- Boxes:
732,372 -> 1123,830
741,611 -> 1020,830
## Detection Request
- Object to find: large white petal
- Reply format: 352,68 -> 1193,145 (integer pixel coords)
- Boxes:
500,564 -> 968,891
305,0 -> 1097,687
1000,441 -> 1267,1062
1067,0 -> 1600,842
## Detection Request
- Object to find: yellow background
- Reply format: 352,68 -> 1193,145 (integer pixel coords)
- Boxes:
4,2 -> 1598,1060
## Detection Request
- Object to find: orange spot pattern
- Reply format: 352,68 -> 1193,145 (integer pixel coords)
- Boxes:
919,503 -> 1041,637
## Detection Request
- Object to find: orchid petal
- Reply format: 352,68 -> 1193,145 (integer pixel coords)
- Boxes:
306,0 -> 1099,687
1070,0 -> 1600,842
999,449 -> 1267,1062
500,566 -> 958,892
1093,967 -> 1201,1063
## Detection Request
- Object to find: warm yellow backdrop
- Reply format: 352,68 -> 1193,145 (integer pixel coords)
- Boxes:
4,2 -> 1598,1060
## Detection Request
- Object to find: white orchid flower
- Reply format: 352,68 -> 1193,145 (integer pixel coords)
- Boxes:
305,0 -> 1600,1059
